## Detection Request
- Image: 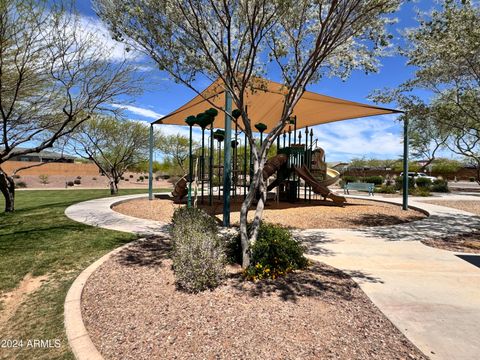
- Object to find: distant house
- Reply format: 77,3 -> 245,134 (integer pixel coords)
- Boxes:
4,148 -> 75,163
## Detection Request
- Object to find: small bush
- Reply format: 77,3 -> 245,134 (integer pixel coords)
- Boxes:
38,174 -> 49,185
66,181 -> 74,187
363,175 -> 384,186
374,185 -> 396,194
155,175 -> 161,181
395,176 -> 415,190
171,207 -> 225,293
124,178 -> 129,181
470,177 -> 476,182
76,176 -> 82,180
120,176 -> 125,180
74,179 -> 81,185
431,179 -> 449,193
92,177 -> 97,181
139,176 -> 144,182
145,175 -> 149,179
342,175 -> 358,184
409,187 -> 431,197
415,177 -> 432,188
15,181 -> 27,188
129,174 -> 134,178
244,223 -> 309,281
162,174 -> 171,180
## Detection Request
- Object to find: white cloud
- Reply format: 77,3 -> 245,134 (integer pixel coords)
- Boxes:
111,104 -> 164,119
310,115 -> 404,161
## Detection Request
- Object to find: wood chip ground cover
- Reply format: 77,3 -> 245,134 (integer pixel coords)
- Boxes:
81,237 -> 427,360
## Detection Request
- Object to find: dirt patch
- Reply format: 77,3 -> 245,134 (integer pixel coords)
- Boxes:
420,199 -> 480,216
81,237 -> 426,360
422,232 -> 480,254
112,196 -> 426,229
0,273 -> 49,329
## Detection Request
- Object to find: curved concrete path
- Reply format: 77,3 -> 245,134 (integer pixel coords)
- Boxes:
65,194 -> 480,360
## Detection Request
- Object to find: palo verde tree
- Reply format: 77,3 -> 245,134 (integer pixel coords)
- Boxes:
0,0 -> 140,212
95,0 -> 401,267
69,116 -> 149,195
373,1 -> 480,180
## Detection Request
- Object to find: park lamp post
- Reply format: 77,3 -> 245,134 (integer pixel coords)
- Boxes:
185,115 -> 196,208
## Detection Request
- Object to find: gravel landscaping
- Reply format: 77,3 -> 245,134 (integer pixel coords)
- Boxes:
81,237 -> 427,360
112,196 -> 426,229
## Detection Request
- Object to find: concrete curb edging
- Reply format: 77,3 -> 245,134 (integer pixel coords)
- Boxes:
64,242 -> 134,360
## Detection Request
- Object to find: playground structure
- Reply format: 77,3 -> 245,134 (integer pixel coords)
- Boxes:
172,111 -> 346,207
151,77 -> 404,226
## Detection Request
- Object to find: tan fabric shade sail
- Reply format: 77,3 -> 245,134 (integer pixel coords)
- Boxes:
153,77 -> 401,131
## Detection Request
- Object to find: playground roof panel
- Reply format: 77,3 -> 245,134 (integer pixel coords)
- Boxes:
153,78 -> 401,131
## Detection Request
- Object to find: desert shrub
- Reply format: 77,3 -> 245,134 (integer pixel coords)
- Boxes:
244,223 -> 309,281
76,176 -> 82,180
120,176 -> 125,180
395,176 -> 415,190
92,177 -> 97,180
139,176 -> 144,182
171,207 -> 225,292
124,178 -> 129,181
15,181 -> 27,188
362,176 -> 384,186
38,174 -> 49,185
431,179 -> 449,193
162,174 -> 170,179
155,175 -> 161,181
470,177 -> 476,182
145,175 -> 149,179
74,179 -> 81,185
410,187 -> 431,197
374,185 -> 396,194
415,177 -> 432,188
342,175 -> 358,184
129,174 -> 134,178
66,181 -> 74,187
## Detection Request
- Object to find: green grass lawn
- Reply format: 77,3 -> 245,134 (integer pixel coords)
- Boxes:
0,189 -> 169,360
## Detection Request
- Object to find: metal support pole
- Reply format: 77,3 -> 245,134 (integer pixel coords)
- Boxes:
187,124 -> 193,207
223,90 -> 233,227
148,124 -> 154,200
402,118 -> 409,210
201,128 -> 205,204
209,127 -> 214,206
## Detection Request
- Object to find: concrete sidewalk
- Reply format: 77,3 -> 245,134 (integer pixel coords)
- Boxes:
65,194 -> 480,360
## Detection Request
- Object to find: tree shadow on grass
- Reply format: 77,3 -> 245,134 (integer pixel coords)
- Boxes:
115,235 -> 171,268
230,262 -> 383,303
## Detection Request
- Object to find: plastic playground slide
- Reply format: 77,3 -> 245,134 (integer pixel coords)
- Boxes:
172,175 -> 188,201
294,166 -> 346,204
320,168 -> 341,187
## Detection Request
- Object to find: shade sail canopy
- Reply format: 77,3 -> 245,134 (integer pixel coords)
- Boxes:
153,78 -> 400,131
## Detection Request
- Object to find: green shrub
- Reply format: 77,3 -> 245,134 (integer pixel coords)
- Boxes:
362,176 -> 384,186
409,187 -> 431,197
431,179 -> 449,193
15,181 -> 27,188
374,185 -> 396,194
244,223 -> 309,281
66,181 -> 74,187
171,207 -> 225,293
76,176 -> 82,180
139,176 -> 144,182
74,179 -> 81,185
470,177 -> 476,182
395,176 -> 415,190
342,175 -> 358,184
415,177 -> 432,188
129,174 -> 134,178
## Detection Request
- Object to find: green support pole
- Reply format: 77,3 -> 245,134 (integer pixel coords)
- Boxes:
209,126 -> 214,206
148,124 -> 154,200
188,124 -> 193,207
402,118 -> 409,210
223,90 -> 233,227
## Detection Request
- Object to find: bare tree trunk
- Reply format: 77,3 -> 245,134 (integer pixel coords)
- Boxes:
0,168 -> 15,212
109,179 -> 119,195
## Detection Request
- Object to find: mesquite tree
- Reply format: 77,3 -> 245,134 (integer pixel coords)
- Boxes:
95,0 -> 400,267
0,0 -> 140,212
69,116 -> 149,194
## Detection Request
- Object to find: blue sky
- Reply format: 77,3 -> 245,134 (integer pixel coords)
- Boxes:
76,1 -> 450,163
